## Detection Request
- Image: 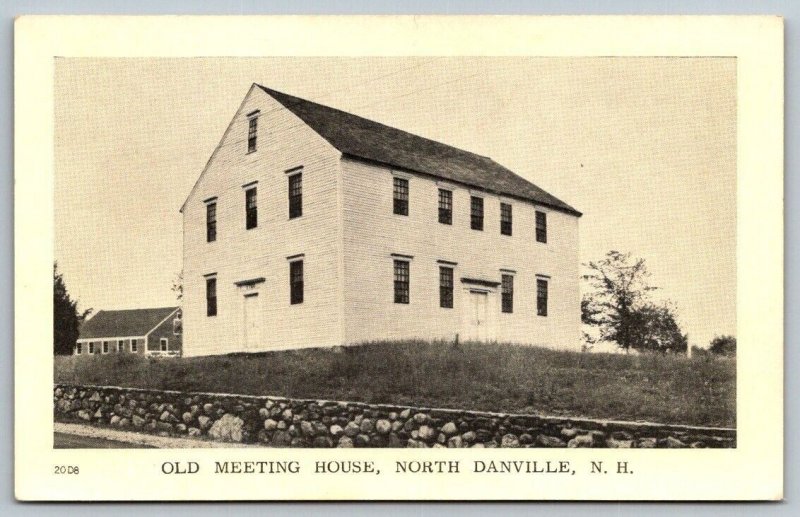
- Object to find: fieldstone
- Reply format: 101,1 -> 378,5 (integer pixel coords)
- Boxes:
208,414 -> 245,442
93,409 -> 104,419
360,418 -> 375,434
391,421 -> 404,433
110,415 -> 121,426
376,419 -> 392,435
611,430 -> 634,441
203,403 -> 214,414
313,436 -> 334,448
288,425 -> 299,438
198,415 -> 212,430
441,422 -> 458,436
313,421 -> 328,436
519,433 -> 534,445
300,421 -> 315,437
475,429 -> 493,442
447,435 -> 464,448
413,413 -> 429,425
77,409 -> 91,421
290,437 -> 307,447
353,414 -> 364,425
407,439 -> 427,448
188,427 -> 201,437
568,434 -> 594,448
536,435 -> 567,448
258,408 -> 269,419
264,419 -> 278,431
272,430 -> 292,447
344,422 -> 361,437
160,411 -> 176,423
418,425 -> 436,442
337,436 -> 354,448
588,430 -> 607,446
437,433 -> 447,444
399,409 -> 412,420
561,427 -> 580,439
690,441 -> 707,449
471,443 -> 485,448
156,421 -> 173,433
132,415 -> 146,428
388,434 -> 404,448
282,409 -> 293,421
403,419 -> 416,432
661,436 -> 686,448
607,438 -> 634,448
501,434 -> 520,448
55,387 -> 63,397
330,424 -> 344,437
388,412 -> 398,421
118,418 -> 130,428
462,431 -> 477,443
355,434 -> 371,447
432,443 -> 446,449
176,423 -> 187,433
89,391 -> 102,402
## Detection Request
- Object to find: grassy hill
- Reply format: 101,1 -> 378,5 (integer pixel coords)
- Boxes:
53,340 -> 735,427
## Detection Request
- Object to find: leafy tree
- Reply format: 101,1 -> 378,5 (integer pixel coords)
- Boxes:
582,251 -> 686,353
171,270 -> 183,302
709,335 -> 736,357
53,262 -> 92,355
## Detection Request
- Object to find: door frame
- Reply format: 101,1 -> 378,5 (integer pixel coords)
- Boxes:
461,286 -> 497,342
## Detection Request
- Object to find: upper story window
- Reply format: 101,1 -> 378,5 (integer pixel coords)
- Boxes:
245,187 -> 258,229
160,338 -> 168,352
393,177 -> 409,216
470,196 -> 484,231
536,211 -> 547,243
206,276 -> 218,317
206,201 -> 217,242
289,172 -> 303,219
439,266 -> 454,308
501,274 -> 514,313
290,260 -> 304,305
438,189 -> 452,225
500,202 -> 513,236
247,114 -> 258,153
537,278 -> 548,317
393,260 -> 410,304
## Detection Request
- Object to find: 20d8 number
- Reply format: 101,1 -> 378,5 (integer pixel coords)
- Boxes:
54,465 -> 79,475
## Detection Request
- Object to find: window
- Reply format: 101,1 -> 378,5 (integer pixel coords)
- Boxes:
206,202 -> 217,242
393,177 -> 409,216
290,260 -> 304,305
173,313 -> 182,336
470,196 -> 484,231
131,339 -> 138,353
500,203 -> 512,236
160,338 -> 168,352
537,278 -> 548,317
118,340 -> 124,353
245,187 -> 258,229
206,277 -> 217,317
247,116 -> 258,153
393,260 -> 410,304
438,189 -> 452,225
289,173 -> 303,219
501,274 -> 514,313
102,341 -> 109,354
439,266 -> 454,308
88,342 -> 95,354
76,343 -> 82,355
536,211 -> 547,243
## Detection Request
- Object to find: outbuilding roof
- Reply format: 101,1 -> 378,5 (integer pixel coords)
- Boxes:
258,85 -> 581,217
77,307 -> 179,340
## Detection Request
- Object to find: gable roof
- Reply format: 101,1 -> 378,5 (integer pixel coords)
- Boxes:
78,307 -> 179,340
257,85 -> 581,217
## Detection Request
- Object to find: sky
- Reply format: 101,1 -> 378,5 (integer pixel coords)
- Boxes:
54,57 -> 736,347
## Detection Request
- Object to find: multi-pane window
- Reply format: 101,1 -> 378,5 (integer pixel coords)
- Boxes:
501,274 -> 514,313
393,260 -> 410,304
160,338 -> 168,352
438,189 -> 452,225
247,116 -> 258,153
245,187 -> 258,229
206,277 -> 217,317
206,202 -> 217,242
118,340 -> 124,353
537,278 -> 548,317
500,203 -> 513,236
536,211 -> 547,243
289,173 -> 303,219
470,196 -> 484,231
439,266 -> 454,308
76,343 -> 82,355
393,177 -> 409,216
88,342 -> 95,354
290,260 -> 304,305
131,339 -> 138,353
102,341 -> 109,354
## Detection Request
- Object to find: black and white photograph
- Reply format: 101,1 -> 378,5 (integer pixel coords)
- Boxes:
14,15 -> 783,501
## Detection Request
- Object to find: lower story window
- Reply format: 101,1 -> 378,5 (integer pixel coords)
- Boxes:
394,260 -> 410,304
537,278 -> 548,316
160,338 -> 168,352
131,339 -> 138,353
76,343 -> 82,355
290,260 -> 304,305
88,342 -> 95,354
102,341 -> 109,354
501,274 -> 514,313
439,266 -> 453,308
118,340 -> 124,353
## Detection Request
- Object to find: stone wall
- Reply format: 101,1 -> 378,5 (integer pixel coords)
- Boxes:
53,384 -> 736,448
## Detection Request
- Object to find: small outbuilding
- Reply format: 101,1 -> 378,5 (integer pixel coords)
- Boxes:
74,307 -> 182,358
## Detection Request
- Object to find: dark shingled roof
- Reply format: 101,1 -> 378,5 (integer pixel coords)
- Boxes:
78,307 -> 179,340
258,85 -> 581,216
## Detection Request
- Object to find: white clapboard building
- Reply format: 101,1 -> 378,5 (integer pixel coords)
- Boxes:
180,84 -> 582,357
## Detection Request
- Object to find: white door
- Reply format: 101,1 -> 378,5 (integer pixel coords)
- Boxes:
243,293 -> 261,351
469,291 -> 488,341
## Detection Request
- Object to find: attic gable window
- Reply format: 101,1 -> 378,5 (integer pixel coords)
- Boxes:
247,113 -> 259,153
393,177 -> 409,216
500,202 -> 513,236
438,189 -> 452,225
536,211 -> 547,243
245,187 -> 258,229
206,201 -> 217,242
470,196 -> 484,231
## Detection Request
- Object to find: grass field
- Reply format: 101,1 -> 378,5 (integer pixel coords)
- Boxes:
53,340 -> 736,427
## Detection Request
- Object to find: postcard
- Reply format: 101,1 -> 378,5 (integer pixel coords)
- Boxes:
14,15 -> 783,500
